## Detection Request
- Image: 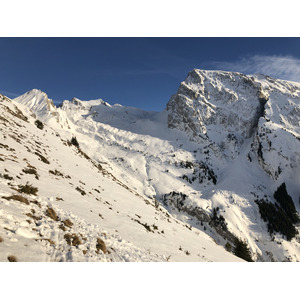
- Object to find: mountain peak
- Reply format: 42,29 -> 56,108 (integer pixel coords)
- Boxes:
167,69 -> 263,147
14,89 -> 56,113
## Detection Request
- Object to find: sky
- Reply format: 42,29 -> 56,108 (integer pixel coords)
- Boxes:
1,37 -> 300,111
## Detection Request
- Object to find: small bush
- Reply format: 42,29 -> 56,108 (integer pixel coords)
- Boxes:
2,194 -> 29,205
7,255 -> 17,262
34,119 -> 44,130
225,242 -> 232,252
96,237 -> 107,254
45,207 -> 58,221
70,136 -> 80,148
18,182 -> 38,195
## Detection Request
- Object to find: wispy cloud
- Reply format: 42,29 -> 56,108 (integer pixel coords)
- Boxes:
0,90 -> 22,98
210,55 -> 300,83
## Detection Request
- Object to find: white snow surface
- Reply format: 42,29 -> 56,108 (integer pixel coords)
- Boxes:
1,69 -> 300,261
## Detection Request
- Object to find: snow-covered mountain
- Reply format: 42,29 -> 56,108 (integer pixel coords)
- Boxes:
1,69 -> 299,261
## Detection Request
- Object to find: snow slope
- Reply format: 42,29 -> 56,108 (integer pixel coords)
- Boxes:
0,93 -> 240,262
1,69 -> 300,262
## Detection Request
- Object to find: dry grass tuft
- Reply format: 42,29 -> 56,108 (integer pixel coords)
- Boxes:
0,236 -> 3,243
49,169 -> 64,177
59,224 -> 66,231
22,167 -> 39,180
64,233 -> 82,247
25,212 -> 41,221
45,207 -> 58,221
18,182 -> 38,195
62,219 -> 73,228
76,186 -> 86,196
3,174 -> 13,180
30,200 -> 41,208
2,194 -> 29,205
34,152 -> 50,164
7,255 -> 17,262
96,237 -> 107,254
44,238 -> 55,245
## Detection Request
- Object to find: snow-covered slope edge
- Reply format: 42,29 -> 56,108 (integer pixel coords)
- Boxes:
0,93 -> 240,262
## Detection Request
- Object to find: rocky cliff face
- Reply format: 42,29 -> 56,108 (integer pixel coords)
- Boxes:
167,70 -> 266,142
249,75 -> 300,185
166,70 -> 300,180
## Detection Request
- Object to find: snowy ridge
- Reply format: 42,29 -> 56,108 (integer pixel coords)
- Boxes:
1,68 -> 300,261
14,89 -> 56,114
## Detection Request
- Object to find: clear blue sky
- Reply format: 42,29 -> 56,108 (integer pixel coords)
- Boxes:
1,37 -> 300,111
